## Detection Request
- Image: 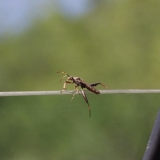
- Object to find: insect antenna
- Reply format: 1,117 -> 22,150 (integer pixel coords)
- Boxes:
57,71 -> 70,82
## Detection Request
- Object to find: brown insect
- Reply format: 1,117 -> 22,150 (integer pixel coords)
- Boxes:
57,71 -> 108,117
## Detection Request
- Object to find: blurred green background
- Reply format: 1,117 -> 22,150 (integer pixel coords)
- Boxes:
0,0 -> 160,159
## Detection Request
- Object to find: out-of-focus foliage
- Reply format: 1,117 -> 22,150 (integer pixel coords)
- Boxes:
0,0 -> 160,159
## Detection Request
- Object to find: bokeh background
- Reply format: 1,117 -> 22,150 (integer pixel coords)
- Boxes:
0,0 -> 160,159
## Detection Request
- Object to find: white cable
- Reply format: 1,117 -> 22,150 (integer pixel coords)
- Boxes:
0,89 -> 160,97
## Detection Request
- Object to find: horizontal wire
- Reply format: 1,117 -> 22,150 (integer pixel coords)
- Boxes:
0,89 -> 160,97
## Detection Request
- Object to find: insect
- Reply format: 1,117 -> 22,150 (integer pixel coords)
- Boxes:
57,71 -> 108,117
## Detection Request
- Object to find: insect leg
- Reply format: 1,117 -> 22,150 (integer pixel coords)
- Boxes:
60,80 -> 73,93
90,82 -> 108,89
71,85 -> 80,101
81,88 -> 91,117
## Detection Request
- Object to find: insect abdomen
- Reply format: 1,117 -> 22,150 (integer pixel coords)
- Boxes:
86,85 -> 100,94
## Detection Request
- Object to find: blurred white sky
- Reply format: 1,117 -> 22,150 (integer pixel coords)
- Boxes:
0,0 -> 96,36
